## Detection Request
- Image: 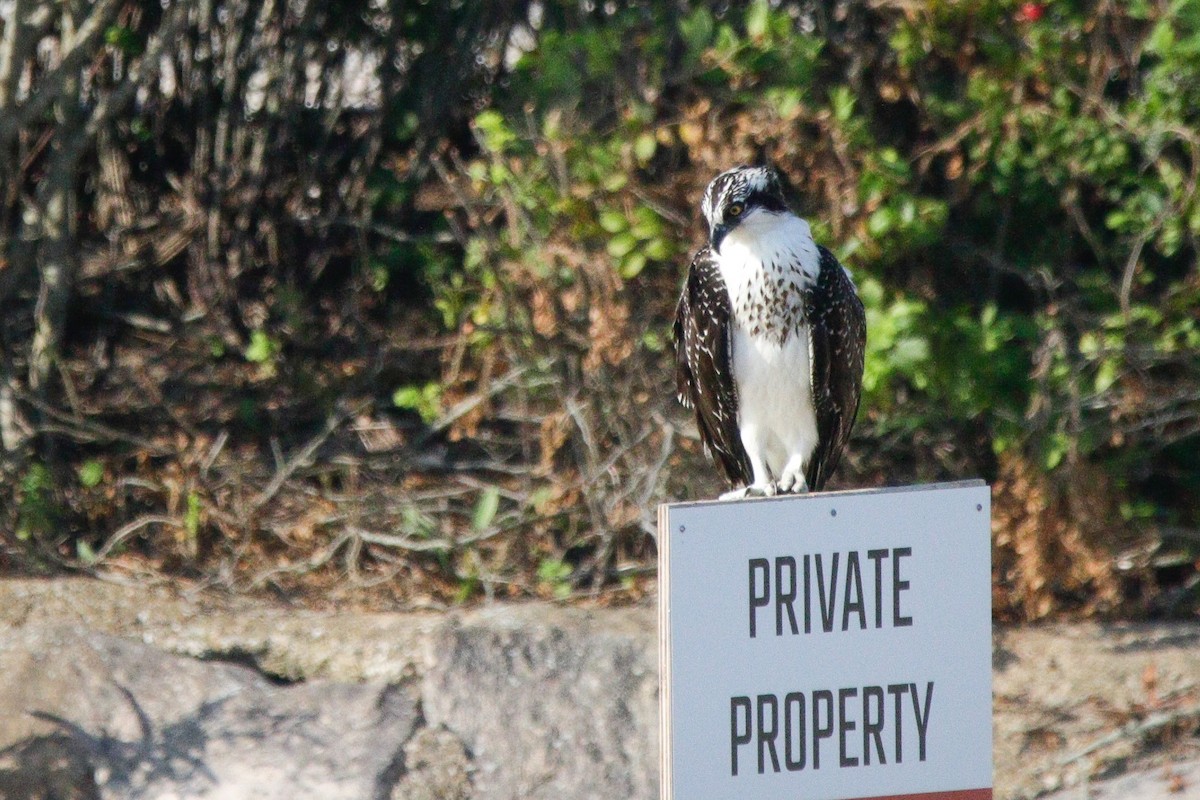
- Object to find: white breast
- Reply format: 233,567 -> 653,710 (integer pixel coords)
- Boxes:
715,211 -> 822,482
731,326 -> 819,475
718,214 -> 820,341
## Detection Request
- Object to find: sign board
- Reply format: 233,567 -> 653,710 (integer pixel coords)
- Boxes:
658,481 -> 992,800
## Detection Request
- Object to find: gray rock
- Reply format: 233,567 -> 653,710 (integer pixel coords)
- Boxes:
1039,756 -> 1200,800
0,582 -> 658,800
1,579 -> 1199,800
420,605 -> 658,800
389,727 -> 472,800
0,626 -> 420,800
0,733 -> 100,800
992,623 -> 1200,799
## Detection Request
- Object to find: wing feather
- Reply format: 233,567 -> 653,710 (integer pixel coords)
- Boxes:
673,246 -> 751,487
804,245 -> 867,491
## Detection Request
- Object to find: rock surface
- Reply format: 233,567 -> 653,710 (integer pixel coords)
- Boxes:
0,626 -> 419,800
0,578 -> 1197,799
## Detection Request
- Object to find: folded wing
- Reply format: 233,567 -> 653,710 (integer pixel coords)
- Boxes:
673,246 -> 752,487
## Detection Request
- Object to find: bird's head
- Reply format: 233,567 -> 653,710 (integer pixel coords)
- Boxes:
700,165 -> 790,255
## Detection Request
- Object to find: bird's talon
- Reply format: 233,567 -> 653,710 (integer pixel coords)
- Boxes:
778,470 -> 809,494
720,482 -> 778,500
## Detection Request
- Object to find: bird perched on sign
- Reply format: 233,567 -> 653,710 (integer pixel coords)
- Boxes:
673,165 -> 866,500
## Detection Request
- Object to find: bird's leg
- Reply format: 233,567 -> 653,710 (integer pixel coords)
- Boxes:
750,480 -> 778,497
744,424 -> 782,494
777,453 -> 810,494
728,424 -> 777,499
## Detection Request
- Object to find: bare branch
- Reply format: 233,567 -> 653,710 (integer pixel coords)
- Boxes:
1059,698 -> 1200,767
248,401 -> 368,515
0,0 -> 29,110
94,515 -> 184,563
0,0 -> 122,147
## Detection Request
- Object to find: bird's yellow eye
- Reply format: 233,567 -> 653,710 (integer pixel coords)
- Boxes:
727,203 -> 744,217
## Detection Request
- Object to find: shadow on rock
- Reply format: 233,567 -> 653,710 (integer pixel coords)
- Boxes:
22,684 -> 225,796
0,733 -> 100,800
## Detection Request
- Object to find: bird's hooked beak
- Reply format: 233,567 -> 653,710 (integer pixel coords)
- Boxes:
710,221 -> 732,255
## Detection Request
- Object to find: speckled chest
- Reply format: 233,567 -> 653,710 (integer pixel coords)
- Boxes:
715,216 -> 820,346
723,259 -> 810,345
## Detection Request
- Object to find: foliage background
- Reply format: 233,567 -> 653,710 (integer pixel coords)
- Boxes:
0,0 -> 1197,619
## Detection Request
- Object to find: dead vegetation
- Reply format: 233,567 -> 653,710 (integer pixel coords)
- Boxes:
1,1 -> 1197,617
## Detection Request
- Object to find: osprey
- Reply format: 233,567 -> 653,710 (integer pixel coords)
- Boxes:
673,165 -> 866,499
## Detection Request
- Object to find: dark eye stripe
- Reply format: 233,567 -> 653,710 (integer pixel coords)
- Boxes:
742,187 -> 788,214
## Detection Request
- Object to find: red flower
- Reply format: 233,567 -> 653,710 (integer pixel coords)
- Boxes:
1017,2 -> 1046,22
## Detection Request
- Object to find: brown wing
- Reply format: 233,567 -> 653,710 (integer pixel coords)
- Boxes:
804,245 -> 866,491
673,246 -> 752,487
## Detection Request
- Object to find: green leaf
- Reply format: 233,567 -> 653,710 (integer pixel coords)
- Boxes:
631,206 -> 662,237
78,460 -> 104,488
393,382 -> 443,424
472,486 -> 501,532
16,462 -> 55,541
395,387 -> 427,409
746,0 -> 770,39
537,558 -> 574,598
607,232 -> 638,258
466,161 -> 488,182
598,209 -> 629,234
1093,359 -> 1119,394
537,559 -> 570,581
620,252 -> 648,279
644,237 -> 671,260
185,492 -> 202,539
633,132 -> 657,164
244,330 -> 277,364
76,540 -> 98,564
402,505 -> 438,539
1044,432 -> 1069,471
104,26 -> 144,57
641,330 -> 666,352
473,110 -> 515,153
867,207 -> 895,237
679,8 -> 715,55
602,172 -> 628,192
454,575 -> 479,604
830,86 -> 857,123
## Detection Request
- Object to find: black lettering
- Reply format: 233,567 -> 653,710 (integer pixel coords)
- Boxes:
862,685 -> 886,765
803,554 -> 812,633
911,682 -> 934,762
757,694 -> 781,773
731,696 -> 752,776
784,692 -> 806,770
839,687 -> 859,767
812,689 -> 834,769
887,684 -> 908,763
893,547 -> 913,627
866,549 -> 888,628
776,557 -> 799,636
749,559 -> 770,638
815,553 -> 840,633
842,552 -> 866,631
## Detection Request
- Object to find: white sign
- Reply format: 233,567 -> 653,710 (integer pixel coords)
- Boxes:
658,481 -> 992,800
